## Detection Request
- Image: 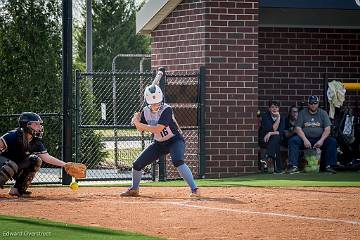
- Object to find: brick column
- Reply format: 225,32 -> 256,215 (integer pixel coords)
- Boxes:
151,0 -> 259,177
203,0 -> 258,177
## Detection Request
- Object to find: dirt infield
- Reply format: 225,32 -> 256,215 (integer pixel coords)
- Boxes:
0,186 -> 359,240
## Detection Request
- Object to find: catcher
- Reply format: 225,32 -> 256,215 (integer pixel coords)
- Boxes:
0,112 -> 86,197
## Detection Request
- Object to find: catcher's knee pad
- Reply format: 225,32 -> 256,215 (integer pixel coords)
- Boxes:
0,159 -> 19,187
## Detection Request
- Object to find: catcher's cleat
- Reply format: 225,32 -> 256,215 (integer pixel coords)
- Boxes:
120,188 -> 139,197
190,188 -> 201,198
8,187 -> 32,198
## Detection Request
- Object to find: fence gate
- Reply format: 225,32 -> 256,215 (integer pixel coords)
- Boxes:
75,67 -> 205,182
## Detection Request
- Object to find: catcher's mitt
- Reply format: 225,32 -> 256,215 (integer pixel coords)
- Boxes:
64,163 -> 87,179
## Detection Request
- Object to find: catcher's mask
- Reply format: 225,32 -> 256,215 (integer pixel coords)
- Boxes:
18,112 -> 44,139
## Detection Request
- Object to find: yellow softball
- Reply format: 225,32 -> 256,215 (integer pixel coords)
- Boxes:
69,182 -> 79,191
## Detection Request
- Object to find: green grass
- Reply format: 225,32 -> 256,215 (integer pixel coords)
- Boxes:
137,172 -> 360,188
0,215 -> 163,240
71,172 -> 360,188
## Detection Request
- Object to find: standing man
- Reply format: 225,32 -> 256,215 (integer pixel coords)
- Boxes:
287,96 -> 337,174
259,100 -> 285,173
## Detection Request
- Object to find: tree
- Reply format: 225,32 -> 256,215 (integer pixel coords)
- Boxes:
0,0 -> 62,158
76,0 -> 150,71
73,0 -> 151,169
0,0 -> 62,113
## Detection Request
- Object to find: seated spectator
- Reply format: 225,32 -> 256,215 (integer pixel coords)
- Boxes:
287,96 -> 337,174
259,100 -> 285,173
283,106 -> 299,146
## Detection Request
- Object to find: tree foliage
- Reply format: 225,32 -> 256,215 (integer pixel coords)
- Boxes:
73,0 -> 151,167
0,0 -> 62,114
76,0 -> 150,71
0,0 -> 62,158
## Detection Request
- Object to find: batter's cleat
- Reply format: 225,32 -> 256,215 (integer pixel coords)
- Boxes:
120,188 -> 139,197
8,187 -> 32,198
190,188 -> 201,198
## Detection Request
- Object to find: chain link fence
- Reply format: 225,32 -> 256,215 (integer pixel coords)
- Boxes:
159,72 -> 200,180
0,68 -> 205,185
0,113 -> 63,184
75,68 -> 205,182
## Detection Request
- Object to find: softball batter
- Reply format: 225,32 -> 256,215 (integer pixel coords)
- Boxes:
120,85 -> 200,197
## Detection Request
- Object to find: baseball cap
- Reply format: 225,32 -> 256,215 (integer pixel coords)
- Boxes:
308,95 -> 319,104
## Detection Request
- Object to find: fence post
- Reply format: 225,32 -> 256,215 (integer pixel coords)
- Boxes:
75,70 -> 81,164
61,0 -> 73,185
158,67 -> 166,181
198,66 -> 206,179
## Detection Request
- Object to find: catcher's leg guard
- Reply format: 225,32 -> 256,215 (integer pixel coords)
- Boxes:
12,155 -> 42,195
0,158 -> 19,188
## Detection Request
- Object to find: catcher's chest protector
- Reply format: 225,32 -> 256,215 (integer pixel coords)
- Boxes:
1,129 -> 47,164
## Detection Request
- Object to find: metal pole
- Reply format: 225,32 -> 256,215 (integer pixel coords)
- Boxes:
62,0 -> 73,185
139,56 -> 150,150
86,0 -> 93,93
75,70 -> 81,164
158,68 -> 166,181
111,57 -> 119,168
198,66 -> 206,179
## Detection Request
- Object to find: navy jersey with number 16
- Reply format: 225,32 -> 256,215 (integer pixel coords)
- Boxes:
141,104 -> 181,142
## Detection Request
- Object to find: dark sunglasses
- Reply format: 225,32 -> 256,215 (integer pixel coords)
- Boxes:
309,102 -> 318,105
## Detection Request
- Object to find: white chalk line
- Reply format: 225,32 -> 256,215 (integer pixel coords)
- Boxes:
121,200 -> 360,226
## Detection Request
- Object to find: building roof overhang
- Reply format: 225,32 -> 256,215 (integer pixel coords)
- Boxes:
136,0 -> 183,35
136,0 -> 360,35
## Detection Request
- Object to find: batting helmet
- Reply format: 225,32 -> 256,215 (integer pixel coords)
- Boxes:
18,112 -> 44,139
144,85 -> 163,105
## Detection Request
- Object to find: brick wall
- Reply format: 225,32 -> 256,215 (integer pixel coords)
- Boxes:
203,0 -> 258,178
151,0 -> 206,71
151,0 -> 259,178
259,27 -> 360,114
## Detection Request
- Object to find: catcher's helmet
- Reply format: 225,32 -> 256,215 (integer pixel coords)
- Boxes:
144,85 -> 163,105
18,112 -> 44,139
